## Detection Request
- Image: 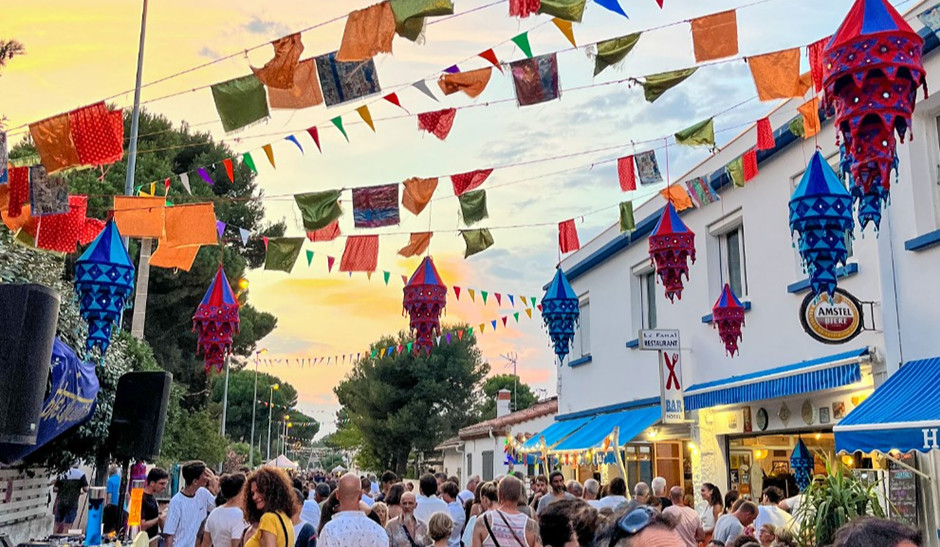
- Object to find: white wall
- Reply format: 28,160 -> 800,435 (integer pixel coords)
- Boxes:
461,411 -> 559,480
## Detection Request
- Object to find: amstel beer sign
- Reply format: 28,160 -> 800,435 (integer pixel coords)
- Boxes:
800,288 -> 864,344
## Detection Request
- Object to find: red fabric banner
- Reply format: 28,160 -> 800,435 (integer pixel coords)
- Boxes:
558,219 -> 580,253
618,156 -> 636,191
743,150 -> 759,182
451,169 -> 493,196
339,235 -> 379,272
756,117 -> 775,150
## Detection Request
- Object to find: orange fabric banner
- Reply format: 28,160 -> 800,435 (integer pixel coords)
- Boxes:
336,1 -> 396,61
798,97 -> 821,138
113,196 -> 166,238
150,239 -> 200,271
691,10 -> 738,62
747,48 -> 803,101
398,232 -> 433,257
268,58 -> 324,109
660,185 -> 694,211
2,205 -> 38,236
163,203 -> 217,248
0,184 -> 8,213
29,114 -> 81,174
437,68 -> 493,98
252,33 -> 304,89
306,219 -> 341,242
402,177 -> 439,215
339,235 -> 379,272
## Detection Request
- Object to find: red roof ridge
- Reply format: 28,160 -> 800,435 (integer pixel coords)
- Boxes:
458,397 -> 558,440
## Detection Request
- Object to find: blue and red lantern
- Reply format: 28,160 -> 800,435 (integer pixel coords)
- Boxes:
712,284 -> 745,356
823,0 -> 926,231
541,268 -> 580,364
649,202 -> 695,302
403,256 -> 447,354
193,265 -> 240,373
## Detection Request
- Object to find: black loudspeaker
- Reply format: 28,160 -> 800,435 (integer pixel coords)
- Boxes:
0,283 -> 60,444
108,371 -> 173,460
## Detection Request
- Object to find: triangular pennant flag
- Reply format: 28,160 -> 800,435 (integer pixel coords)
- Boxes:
239,227 -> 250,246
406,342 -> 413,353
397,345 -> 404,354
197,167 -> 213,186
306,127 -> 322,153
331,117 -> 349,142
491,320 -> 498,330
216,220 -> 226,238
502,316 -> 508,327
479,49 -> 503,72
595,0 -> 628,17
520,295 -> 527,306
479,323 -> 486,333
222,158 -> 234,182
285,135 -> 304,155
551,18 -> 576,47
468,288 -> 476,301
467,327 -> 473,337
436,336 -> 442,346
367,271 -> 373,280
525,308 -> 532,318
514,312 -> 520,322
164,178 -> 171,194
384,271 -> 390,285
356,105 -> 376,132
179,172 -> 192,194
454,286 -> 461,300
531,297 -> 537,307
413,80 -> 439,102
482,291 -> 489,304
371,349 -> 377,358
327,256 -> 336,272
511,33 -> 533,58
263,236 -> 269,250
444,65 -> 460,74
383,93 -> 406,111
447,333 -> 452,344
495,293 -> 502,305
401,274 -> 408,285
262,144 -> 276,168
508,294 -> 515,306
242,153 -> 258,174
457,330 -> 465,341
306,249 -> 314,266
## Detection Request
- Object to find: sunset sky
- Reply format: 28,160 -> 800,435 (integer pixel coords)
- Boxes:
1,0 -> 902,435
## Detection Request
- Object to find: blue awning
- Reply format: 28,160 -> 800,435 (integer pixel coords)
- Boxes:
553,406 -> 662,452
684,348 -> 869,411
834,357 -> 940,454
520,416 -> 592,451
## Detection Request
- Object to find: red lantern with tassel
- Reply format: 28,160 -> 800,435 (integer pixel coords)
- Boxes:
649,202 -> 696,302
711,284 -> 746,356
193,265 -> 240,373
403,256 -> 447,354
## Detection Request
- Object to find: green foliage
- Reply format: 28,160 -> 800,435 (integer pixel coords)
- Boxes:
0,39 -> 25,69
477,374 -> 538,420
794,457 -> 886,546
334,327 -> 489,474
157,381 -> 228,469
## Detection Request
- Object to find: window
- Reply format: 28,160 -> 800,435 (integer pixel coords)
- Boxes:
572,294 -> 591,358
482,450 -> 494,481
719,225 -> 748,297
467,453 -> 472,476
640,271 -> 657,329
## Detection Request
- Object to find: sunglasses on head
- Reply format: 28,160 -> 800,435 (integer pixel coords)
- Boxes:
609,506 -> 658,547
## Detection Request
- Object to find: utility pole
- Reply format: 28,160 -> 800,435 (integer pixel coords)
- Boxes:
501,352 -> 518,411
128,0 -> 152,339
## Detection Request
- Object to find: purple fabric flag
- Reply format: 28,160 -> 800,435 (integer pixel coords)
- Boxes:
444,65 -> 460,74
198,167 -> 213,186
510,53 -> 561,106
353,184 -> 400,228
447,333 -> 452,344
216,220 -> 226,238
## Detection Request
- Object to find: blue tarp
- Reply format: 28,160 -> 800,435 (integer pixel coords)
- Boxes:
834,357 -> 940,453
684,348 -> 868,411
554,406 -> 661,451
520,416 -> 592,451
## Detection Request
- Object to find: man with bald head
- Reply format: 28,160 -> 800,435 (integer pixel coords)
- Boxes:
471,476 -> 541,546
663,486 -> 704,547
318,473 -> 388,546
387,491 -> 431,547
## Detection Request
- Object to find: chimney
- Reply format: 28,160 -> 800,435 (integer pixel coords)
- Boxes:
496,389 -> 512,418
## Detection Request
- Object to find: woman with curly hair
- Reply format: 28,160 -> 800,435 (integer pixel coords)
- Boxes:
243,468 -> 297,547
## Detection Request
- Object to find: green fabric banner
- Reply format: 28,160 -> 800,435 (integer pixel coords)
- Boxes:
331,116 -> 349,142
675,117 -> 715,147
210,75 -> 269,133
462,228 -> 494,258
264,237 -> 305,273
242,152 -> 258,174
390,0 -> 454,41
619,201 -> 635,232
726,156 -> 745,187
594,33 -> 641,76
511,33 -> 533,59
538,0 -> 587,22
458,189 -> 488,226
641,67 -> 698,103
294,190 -> 343,231
788,117 -> 805,138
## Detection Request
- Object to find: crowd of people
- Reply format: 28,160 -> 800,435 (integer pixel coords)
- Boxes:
54,463 -> 924,547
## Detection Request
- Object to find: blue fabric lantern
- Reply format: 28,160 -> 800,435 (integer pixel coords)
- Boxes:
541,268 -> 579,364
840,143 -> 896,232
790,437 -> 814,491
74,220 -> 134,359
789,150 -> 854,299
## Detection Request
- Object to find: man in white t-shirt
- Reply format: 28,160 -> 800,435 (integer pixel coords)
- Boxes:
202,473 -> 246,547
458,475 -> 481,506
662,486 -> 704,547
414,473 -> 449,524
360,477 -> 375,508
754,486 -> 794,532
164,461 -> 216,547
594,477 -> 629,511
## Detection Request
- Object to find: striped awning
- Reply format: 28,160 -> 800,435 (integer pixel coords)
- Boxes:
519,416 -> 591,452
553,406 -> 661,452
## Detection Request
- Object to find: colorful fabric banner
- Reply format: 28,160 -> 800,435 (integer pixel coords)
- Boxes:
29,114 -> 81,174
389,0 -> 454,41
660,185 -> 693,211
239,227 -> 251,246
113,196 -> 166,238
594,33 -> 641,76
197,167 -> 213,186
462,228 -> 494,257
674,117 -> 715,147
340,235 -> 379,272
402,177 -> 438,215
451,169 -> 493,196
353,184 -> 400,228
685,177 -> 719,207
398,231 -> 433,257
306,127 -> 322,153
788,117 -> 805,138
337,1 -> 396,61
726,156 -> 745,187
331,117 -> 349,142
510,0 -> 541,17
418,108 -> 457,140
29,166 -> 69,216
316,51 -> 381,107
641,68 -> 698,103
150,239 -> 200,271
558,219 -> 580,253
747,48 -> 804,101
264,237 -> 305,273
6,166 -> 29,218
619,200 -> 636,232
807,37 -> 828,94
636,150 -> 662,185
691,10 -> 738,62
164,203 -> 217,248
756,117 -> 775,150
306,219 -> 341,242
210,75 -> 270,133
69,102 -> 123,166
743,149 -> 759,181
618,156 -> 636,191
268,58 -> 324,109
539,0 -> 586,21
798,98 -> 821,138
438,68 -> 492,98
252,33 -> 304,89
458,189 -> 488,225
295,190 -> 343,231
35,195 -> 87,253
510,53 -> 560,107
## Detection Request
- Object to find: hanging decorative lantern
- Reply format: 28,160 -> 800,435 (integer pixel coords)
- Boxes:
648,202 -> 696,302
403,256 -> 447,354
193,265 -> 241,373
74,220 -> 135,360
791,437 -> 815,491
823,0 -> 926,231
789,150 -> 855,299
541,268 -> 580,364
711,284 -> 746,356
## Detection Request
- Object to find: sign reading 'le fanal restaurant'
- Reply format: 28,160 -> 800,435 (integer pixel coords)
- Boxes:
639,330 -> 684,424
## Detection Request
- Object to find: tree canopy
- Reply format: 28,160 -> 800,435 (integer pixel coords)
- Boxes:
477,374 -> 539,420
